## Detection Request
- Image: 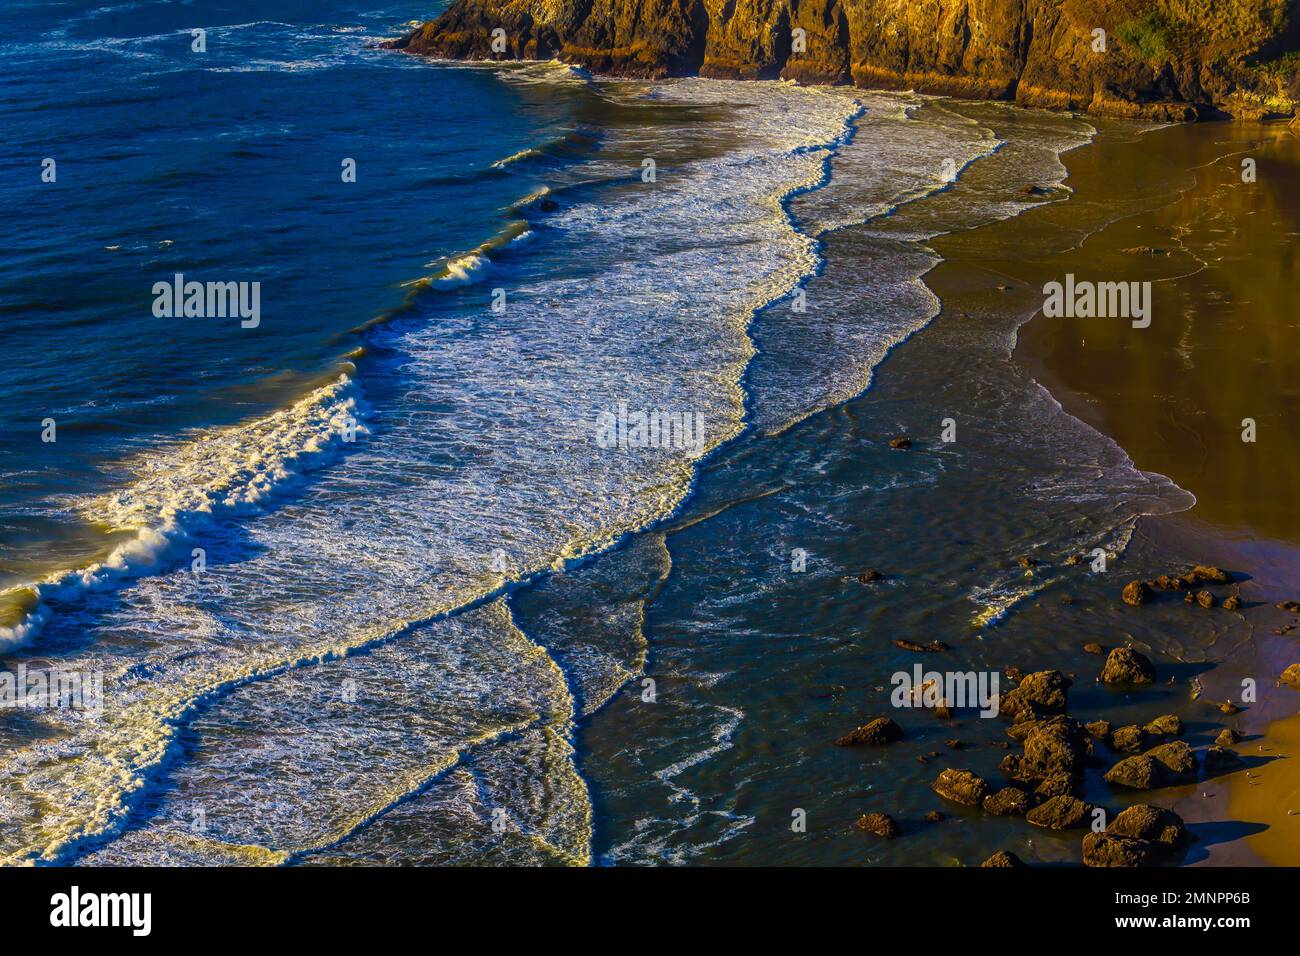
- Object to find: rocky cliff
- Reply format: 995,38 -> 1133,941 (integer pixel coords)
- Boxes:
385,0 -> 1300,119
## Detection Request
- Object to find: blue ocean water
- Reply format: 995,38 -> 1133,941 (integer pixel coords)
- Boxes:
0,0 -> 567,585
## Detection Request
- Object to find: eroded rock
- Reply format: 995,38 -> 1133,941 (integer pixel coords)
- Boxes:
1026,795 -> 1092,830
982,787 -> 1031,816
932,768 -> 989,806
1101,647 -> 1157,684
1122,580 -> 1153,607
855,812 -> 898,838
981,850 -> 1026,868
1105,741 -> 1198,789
836,717 -> 903,746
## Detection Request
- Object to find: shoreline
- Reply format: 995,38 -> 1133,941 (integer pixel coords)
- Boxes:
1005,117 -> 1300,865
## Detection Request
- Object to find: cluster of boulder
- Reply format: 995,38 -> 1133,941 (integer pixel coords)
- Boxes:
945,662 -> 1209,865
839,642 -> 1254,866
1121,565 -> 1239,610
1082,804 -> 1190,866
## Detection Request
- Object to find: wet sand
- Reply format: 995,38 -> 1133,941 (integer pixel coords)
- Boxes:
989,117 -> 1300,865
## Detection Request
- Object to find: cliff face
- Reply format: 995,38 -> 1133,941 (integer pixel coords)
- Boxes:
387,0 -> 1300,119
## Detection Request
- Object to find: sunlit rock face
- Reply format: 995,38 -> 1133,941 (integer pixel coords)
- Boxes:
386,0 -> 1300,119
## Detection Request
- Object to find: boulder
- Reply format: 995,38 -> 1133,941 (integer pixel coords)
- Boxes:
1281,664 -> 1300,688
1108,804 -> 1188,846
1223,595 -> 1241,611
1034,773 -> 1082,800
981,850 -> 1026,868
1105,741 -> 1198,789
982,787 -> 1031,816
1204,746 -> 1243,773
855,812 -> 898,838
1026,795 -> 1093,830
1122,580 -> 1153,607
1101,647 -> 1156,684
889,437 -> 912,450
1016,717 -> 1090,781
836,717 -> 902,746
1082,832 -> 1160,867
894,638 -> 950,653
932,768 -> 989,806
1085,719 -> 1112,739
1000,670 -> 1071,719
1215,727 -> 1241,747
856,569 -> 882,583
1083,642 -> 1105,655
1196,589 -> 1216,609
1182,565 -> 1231,587
1110,725 -> 1147,753
1143,714 -> 1184,738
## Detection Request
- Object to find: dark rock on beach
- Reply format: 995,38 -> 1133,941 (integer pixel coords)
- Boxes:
835,717 -> 903,746
1082,832 -> 1159,867
1143,714 -> 1183,738
1083,642 -> 1104,655
1108,804 -> 1188,847
1204,745 -> 1243,773
1121,580 -> 1153,607
855,812 -> 898,838
1100,647 -> 1156,684
982,787 -> 1031,816
1013,717 -> 1090,782
1085,719 -> 1112,740
1000,670 -> 1071,720
889,436 -> 912,450
1215,727 -> 1241,747
894,638 -> 949,653
932,768 -> 989,806
1104,741 -> 1198,789
1182,565 -> 1232,587
1110,725 -> 1147,753
856,569 -> 882,583
1034,773 -> 1083,800
1083,804 -> 1188,867
1026,794 -> 1093,830
981,850 -> 1026,868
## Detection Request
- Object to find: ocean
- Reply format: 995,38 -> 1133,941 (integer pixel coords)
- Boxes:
0,1 -> 1252,866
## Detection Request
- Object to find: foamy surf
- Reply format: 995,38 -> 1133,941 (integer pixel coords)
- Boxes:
0,77 -> 860,866
0,375 -> 368,652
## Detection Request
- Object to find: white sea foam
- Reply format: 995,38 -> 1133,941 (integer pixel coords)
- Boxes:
0,79 -> 859,866
0,375 -> 367,652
